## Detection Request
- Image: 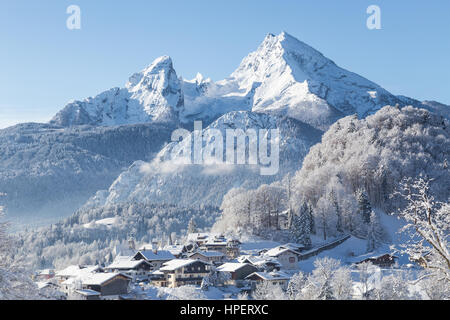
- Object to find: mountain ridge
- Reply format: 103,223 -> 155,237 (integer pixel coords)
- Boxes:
50,32 -> 438,131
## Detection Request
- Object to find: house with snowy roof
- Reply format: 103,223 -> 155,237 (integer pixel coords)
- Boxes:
36,269 -> 55,281
246,271 -> 291,289
216,263 -> 258,284
78,273 -> 132,300
186,233 -> 211,246
263,246 -> 301,270
105,259 -> 152,282
55,265 -> 103,283
237,255 -> 282,272
132,249 -> 175,270
73,289 -> 101,301
280,243 -> 310,253
188,250 -> 225,265
152,259 -> 211,288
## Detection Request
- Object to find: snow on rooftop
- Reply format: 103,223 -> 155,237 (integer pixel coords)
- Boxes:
186,233 -> 210,242
75,289 -> 101,296
264,246 -> 299,257
114,255 -> 134,262
246,271 -> 291,281
39,269 -> 55,275
81,272 -> 128,286
163,245 -> 184,255
136,250 -> 175,261
56,265 -> 101,278
160,259 -> 199,271
36,282 -> 54,290
106,259 -> 149,270
217,263 -> 249,273
191,251 -> 224,258
238,255 -> 281,266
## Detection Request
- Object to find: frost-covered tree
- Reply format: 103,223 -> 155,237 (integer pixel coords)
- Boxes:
370,273 -> 411,300
252,282 -> 287,300
331,267 -> 353,300
201,268 -> 230,291
164,286 -> 207,300
290,203 -> 311,247
366,211 -> 385,252
213,187 -> 255,236
396,177 -> 450,282
307,201 -> 316,235
356,262 -> 378,299
356,189 -> 372,224
284,174 -> 295,230
187,217 -> 197,234
237,292 -> 249,300
286,272 -> 306,300
301,257 -> 352,300
419,273 -> 450,300
0,208 -> 40,300
329,190 -> 343,233
315,197 -> 336,241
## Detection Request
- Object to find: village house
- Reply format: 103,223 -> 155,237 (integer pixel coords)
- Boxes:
73,289 -> 101,301
186,233 -> 211,246
36,281 -> 65,300
35,269 -> 55,281
237,255 -> 282,272
216,263 -> 258,285
263,246 -> 300,270
357,254 -> 399,268
55,265 -> 103,284
152,259 -> 211,288
200,241 -> 228,254
188,250 -> 225,265
105,259 -> 153,282
132,249 -> 175,270
280,243 -> 310,253
246,271 -> 291,290
78,273 -> 132,300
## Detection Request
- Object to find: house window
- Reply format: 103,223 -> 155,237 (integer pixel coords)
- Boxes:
289,257 -> 295,263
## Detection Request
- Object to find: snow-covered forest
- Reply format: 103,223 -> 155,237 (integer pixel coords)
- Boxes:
16,203 -> 219,270
214,106 -> 449,245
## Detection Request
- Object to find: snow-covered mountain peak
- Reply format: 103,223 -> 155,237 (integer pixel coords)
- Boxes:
126,55 -> 175,91
125,55 -> 184,123
51,56 -> 183,127
231,31 -> 330,85
225,32 -> 407,129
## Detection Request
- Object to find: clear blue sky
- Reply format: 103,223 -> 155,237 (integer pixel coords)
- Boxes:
1,0 -> 449,128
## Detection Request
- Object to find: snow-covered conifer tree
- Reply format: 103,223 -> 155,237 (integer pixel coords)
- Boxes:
302,257 -> 352,300
329,190 -> 343,233
286,271 -> 306,300
187,217 -> 197,234
356,189 -> 372,224
290,203 -> 312,247
366,211 -> 385,252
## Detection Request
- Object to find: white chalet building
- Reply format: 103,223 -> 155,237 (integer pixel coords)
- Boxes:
263,246 -> 300,270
